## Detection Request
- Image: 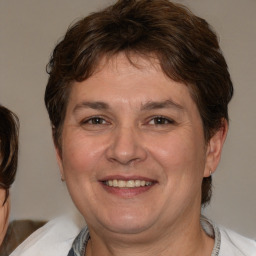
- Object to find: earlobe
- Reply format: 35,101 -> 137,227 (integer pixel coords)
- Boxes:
204,119 -> 228,177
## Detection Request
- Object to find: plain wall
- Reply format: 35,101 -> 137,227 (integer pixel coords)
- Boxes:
1,0 -> 255,238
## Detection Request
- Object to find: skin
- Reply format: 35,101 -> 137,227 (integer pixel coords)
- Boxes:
0,189 -> 9,245
56,54 -> 227,256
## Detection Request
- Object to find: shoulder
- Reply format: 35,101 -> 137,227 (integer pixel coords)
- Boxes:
10,212 -> 85,256
219,226 -> 256,256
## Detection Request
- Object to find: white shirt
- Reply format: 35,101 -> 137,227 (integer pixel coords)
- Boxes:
10,213 -> 85,256
219,228 -> 256,255
11,214 -> 256,256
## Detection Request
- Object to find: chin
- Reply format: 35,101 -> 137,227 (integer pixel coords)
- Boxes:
105,221 -> 151,235
97,209 -> 156,235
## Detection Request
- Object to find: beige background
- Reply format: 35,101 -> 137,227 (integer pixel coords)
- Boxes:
1,0 -> 255,238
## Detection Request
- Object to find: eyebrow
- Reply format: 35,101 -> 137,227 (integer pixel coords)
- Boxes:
73,99 -> 184,113
73,101 -> 110,112
140,100 -> 184,111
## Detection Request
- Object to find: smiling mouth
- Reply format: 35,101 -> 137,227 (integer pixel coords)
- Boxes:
103,180 -> 153,188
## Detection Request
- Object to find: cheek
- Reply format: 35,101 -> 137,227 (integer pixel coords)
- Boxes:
61,133 -> 105,178
148,135 -> 185,164
148,131 -> 206,176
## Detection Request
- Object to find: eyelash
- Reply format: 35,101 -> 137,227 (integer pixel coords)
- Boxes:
81,116 -> 175,126
81,116 -> 108,125
147,116 -> 175,125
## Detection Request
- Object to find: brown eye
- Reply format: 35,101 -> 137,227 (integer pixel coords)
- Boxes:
82,117 -> 107,125
90,117 -> 105,124
149,116 -> 173,125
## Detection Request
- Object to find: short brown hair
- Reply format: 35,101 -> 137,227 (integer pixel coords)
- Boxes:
0,106 -> 19,205
45,0 -> 233,206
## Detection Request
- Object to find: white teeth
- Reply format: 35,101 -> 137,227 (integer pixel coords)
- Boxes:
135,180 -> 141,187
126,180 -> 135,187
118,180 -> 126,188
113,180 -> 118,187
105,179 -> 152,188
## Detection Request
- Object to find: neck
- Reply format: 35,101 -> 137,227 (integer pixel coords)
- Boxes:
86,214 -> 214,256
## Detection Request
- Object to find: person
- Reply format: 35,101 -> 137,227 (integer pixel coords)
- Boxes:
11,0 -> 256,255
0,105 -> 19,245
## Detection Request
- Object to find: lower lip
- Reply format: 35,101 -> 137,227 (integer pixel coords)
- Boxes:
101,183 -> 155,198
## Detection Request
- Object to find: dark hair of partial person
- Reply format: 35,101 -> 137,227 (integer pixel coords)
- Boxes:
44,0 -> 233,206
0,106 -> 19,205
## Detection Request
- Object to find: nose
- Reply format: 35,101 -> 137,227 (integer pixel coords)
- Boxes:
106,126 -> 147,165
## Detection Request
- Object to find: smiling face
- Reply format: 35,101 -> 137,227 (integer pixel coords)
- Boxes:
56,54 -> 226,239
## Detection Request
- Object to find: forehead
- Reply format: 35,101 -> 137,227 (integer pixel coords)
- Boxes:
67,54 -> 198,115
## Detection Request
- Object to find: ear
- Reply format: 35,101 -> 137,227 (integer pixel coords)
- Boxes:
52,127 -> 65,181
55,145 -> 65,181
204,119 -> 228,177
52,126 -> 65,181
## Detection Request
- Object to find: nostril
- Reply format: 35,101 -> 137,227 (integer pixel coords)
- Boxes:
106,142 -> 147,165
105,127 -> 147,164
